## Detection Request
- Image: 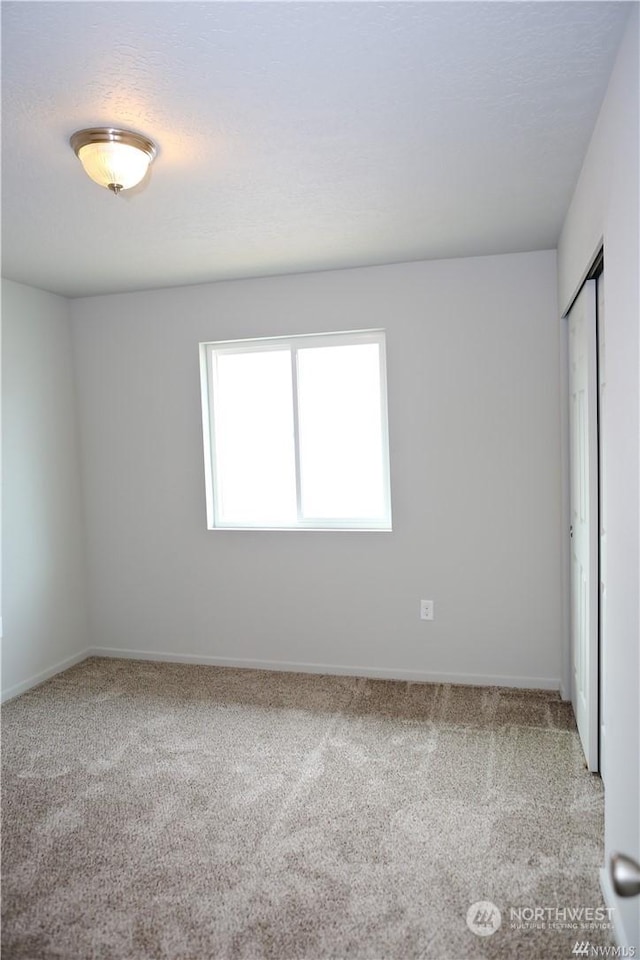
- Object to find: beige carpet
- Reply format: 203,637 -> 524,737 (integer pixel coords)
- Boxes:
2,657 -> 610,960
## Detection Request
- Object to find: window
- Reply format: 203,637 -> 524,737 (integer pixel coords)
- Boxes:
199,329 -> 392,530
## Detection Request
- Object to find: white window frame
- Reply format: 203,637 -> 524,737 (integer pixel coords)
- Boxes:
199,329 -> 392,531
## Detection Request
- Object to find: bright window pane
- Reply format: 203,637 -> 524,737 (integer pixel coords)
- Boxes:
213,350 -> 296,525
296,342 -> 386,520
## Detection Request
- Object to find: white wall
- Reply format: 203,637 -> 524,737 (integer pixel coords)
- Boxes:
2,279 -> 89,699
558,7 -> 639,950
71,250 -> 562,688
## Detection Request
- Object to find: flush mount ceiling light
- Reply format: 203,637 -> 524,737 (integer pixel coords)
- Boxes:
70,127 -> 157,195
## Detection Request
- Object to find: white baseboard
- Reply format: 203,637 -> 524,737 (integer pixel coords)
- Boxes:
600,865 -> 634,950
88,646 -> 560,691
1,645 -> 562,701
1,649 -> 90,703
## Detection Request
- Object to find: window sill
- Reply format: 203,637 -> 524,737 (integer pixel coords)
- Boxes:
207,526 -> 393,533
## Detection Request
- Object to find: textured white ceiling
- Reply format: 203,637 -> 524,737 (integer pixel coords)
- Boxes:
1,1 -> 632,298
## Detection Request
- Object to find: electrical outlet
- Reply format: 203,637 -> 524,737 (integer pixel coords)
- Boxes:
420,600 -> 434,621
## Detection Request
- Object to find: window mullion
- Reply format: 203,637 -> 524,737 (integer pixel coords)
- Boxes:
290,347 -> 303,523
